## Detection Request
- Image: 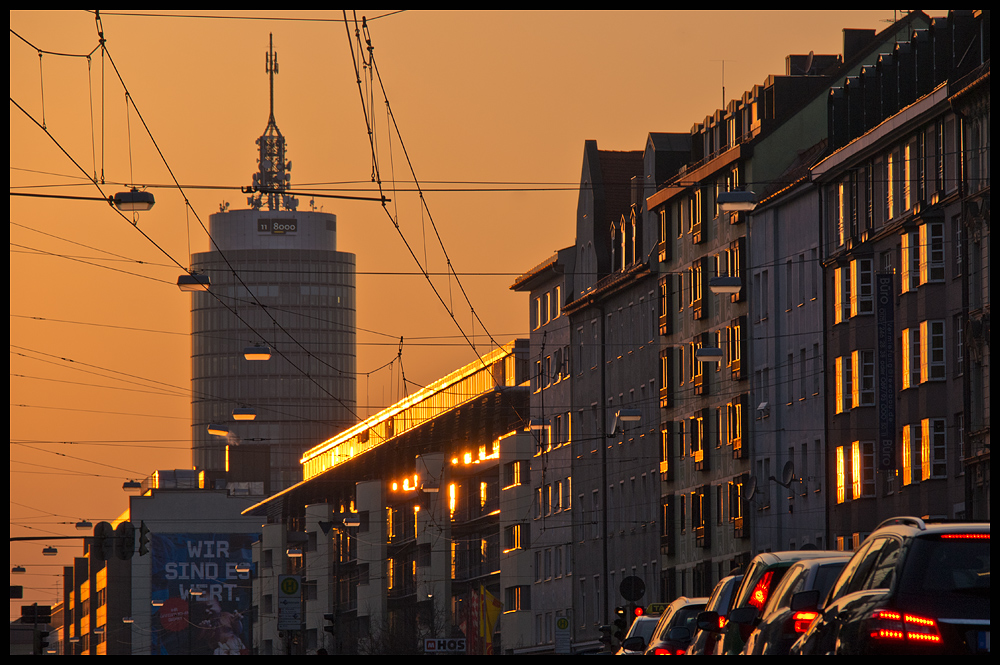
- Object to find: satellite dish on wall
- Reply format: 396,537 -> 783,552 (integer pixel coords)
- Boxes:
745,475 -> 758,501
770,461 -> 797,488
781,461 -> 796,487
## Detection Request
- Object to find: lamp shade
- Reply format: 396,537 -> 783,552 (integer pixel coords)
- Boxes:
717,190 -> 757,211
695,347 -> 725,364
232,407 -> 257,421
208,423 -> 230,436
616,409 -> 642,422
709,276 -> 742,294
112,188 -> 156,211
177,273 -> 211,292
243,345 -> 271,361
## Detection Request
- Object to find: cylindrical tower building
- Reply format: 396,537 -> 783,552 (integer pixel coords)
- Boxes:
187,35 -> 356,492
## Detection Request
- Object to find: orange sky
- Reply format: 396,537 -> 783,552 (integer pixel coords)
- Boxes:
10,9 -> 919,617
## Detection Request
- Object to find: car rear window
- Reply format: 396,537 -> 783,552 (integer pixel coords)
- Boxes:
734,565 -> 791,612
899,535 -> 990,595
629,617 -> 658,643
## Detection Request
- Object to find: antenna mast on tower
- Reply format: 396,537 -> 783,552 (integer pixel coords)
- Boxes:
249,33 -> 297,211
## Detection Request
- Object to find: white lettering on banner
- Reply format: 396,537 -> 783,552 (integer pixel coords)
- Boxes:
178,584 -> 238,601
185,540 -> 230,558
165,561 -> 248,581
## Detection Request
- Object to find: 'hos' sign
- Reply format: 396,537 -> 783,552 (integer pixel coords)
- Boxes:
424,638 -> 466,653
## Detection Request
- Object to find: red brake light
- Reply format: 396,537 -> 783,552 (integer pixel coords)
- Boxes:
792,611 -> 819,633
869,610 -> 942,644
749,570 -> 774,610
941,533 -> 989,539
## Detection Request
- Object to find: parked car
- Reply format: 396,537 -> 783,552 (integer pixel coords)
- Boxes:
741,555 -> 850,655
790,517 -> 990,655
686,574 -> 743,656
642,596 -> 707,655
719,549 -> 843,655
617,613 -> 662,655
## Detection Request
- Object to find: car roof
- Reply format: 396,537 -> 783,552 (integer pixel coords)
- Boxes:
751,550 -> 844,566
871,516 -> 990,535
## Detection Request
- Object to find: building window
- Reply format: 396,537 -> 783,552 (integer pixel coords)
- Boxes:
505,585 -> 530,612
835,356 -> 852,414
728,318 -> 744,379
504,461 -> 523,488
902,327 -> 921,390
851,258 -> 874,316
902,424 -> 922,486
852,350 -> 875,407
920,320 -> 945,382
691,412 -> 706,465
900,230 -> 921,292
836,446 -> 846,503
921,418 -> 947,480
834,265 -> 850,324
727,398 -> 743,451
851,441 -> 875,499
919,222 -> 945,283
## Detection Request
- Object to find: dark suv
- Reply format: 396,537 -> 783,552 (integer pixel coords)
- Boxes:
790,517 -> 990,655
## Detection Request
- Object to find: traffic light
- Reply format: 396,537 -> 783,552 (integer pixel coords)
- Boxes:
598,624 -> 613,648
613,606 -> 628,643
138,521 -> 151,556
34,628 -> 51,655
323,612 -> 336,635
21,604 -> 52,655
93,521 -> 114,561
116,521 -> 136,560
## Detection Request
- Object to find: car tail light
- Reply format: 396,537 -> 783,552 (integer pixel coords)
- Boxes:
652,647 -> 685,655
940,533 -> 989,539
868,609 -> 942,644
749,571 -> 774,610
791,610 -> 819,633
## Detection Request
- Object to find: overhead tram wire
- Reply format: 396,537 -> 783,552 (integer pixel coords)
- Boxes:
10,344 -> 350,430
94,35 -> 369,423
344,13 -> 503,387
360,15 -> 506,355
10,97 -> 189,274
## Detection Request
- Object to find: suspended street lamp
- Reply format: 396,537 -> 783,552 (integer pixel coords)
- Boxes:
695,347 -> 725,364
716,189 -> 757,212
111,188 -> 156,212
232,407 -> 257,421
243,345 -> 272,361
208,424 -> 230,437
709,276 -> 743,295
177,272 -> 211,292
